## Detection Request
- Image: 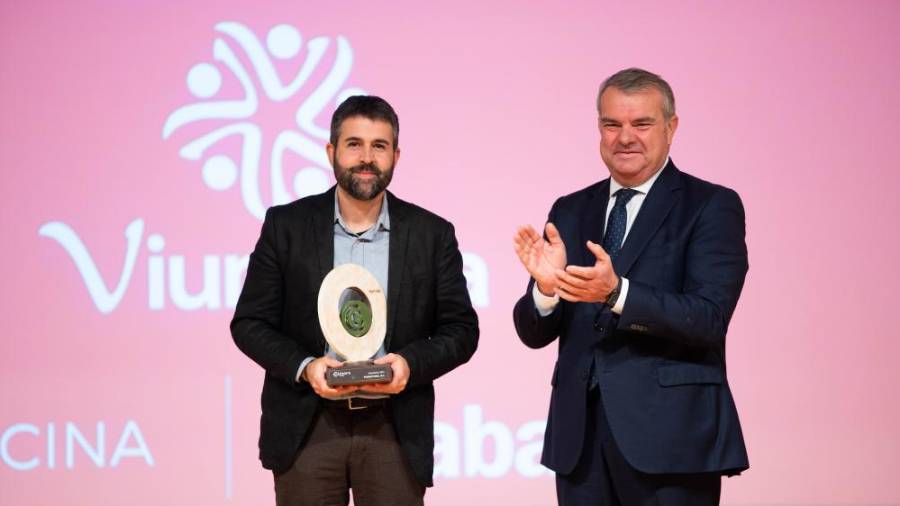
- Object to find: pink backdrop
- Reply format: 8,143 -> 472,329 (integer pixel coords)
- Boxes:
3,1 -> 900,504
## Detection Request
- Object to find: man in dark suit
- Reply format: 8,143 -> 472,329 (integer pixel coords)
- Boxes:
232,95 -> 479,506
513,68 -> 748,505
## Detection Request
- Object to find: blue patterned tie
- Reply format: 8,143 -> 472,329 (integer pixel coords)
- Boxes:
590,188 -> 638,389
602,188 -> 638,260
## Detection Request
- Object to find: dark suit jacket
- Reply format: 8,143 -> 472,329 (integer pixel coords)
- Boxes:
231,187 -> 479,487
513,160 -> 749,476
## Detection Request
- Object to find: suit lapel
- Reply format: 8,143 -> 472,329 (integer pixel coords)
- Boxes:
581,180 -> 610,267
305,187 -> 336,353
614,161 -> 682,275
385,191 -> 408,351
311,187 -> 336,288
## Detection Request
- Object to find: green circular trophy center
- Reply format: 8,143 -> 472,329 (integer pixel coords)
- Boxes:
340,299 -> 372,337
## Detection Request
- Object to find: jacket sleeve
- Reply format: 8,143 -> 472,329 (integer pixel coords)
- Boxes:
230,207 -> 317,385
396,222 -> 479,388
513,281 -> 565,349
616,187 -> 748,347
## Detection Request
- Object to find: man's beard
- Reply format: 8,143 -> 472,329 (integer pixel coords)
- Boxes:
334,160 -> 394,201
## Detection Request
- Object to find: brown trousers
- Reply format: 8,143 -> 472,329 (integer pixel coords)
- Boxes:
274,402 -> 425,506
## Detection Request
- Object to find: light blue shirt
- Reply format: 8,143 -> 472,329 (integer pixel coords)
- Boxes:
296,193 -> 390,398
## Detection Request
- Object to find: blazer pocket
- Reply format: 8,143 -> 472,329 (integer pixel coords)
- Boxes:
657,364 -> 723,386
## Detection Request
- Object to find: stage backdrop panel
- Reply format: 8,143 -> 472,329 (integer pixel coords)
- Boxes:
2,1 -> 900,504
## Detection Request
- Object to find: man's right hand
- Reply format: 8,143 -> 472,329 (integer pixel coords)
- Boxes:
303,356 -> 360,398
513,222 -> 567,296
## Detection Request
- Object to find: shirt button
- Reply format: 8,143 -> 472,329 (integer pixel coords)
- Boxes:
593,322 -> 604,332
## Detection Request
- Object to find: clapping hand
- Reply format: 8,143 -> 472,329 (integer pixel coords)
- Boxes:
513,223 -> 567,296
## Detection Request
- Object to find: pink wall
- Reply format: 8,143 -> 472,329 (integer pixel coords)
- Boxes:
2,0 -> 899,504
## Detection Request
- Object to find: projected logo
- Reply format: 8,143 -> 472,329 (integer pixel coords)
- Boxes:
163,22 -> 366,220
38,22 -> 489,314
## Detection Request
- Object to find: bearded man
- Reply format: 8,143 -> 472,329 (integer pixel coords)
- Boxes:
232,95 -> 479,506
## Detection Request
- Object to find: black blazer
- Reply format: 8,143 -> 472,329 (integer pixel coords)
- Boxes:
231,187 -> 479,487
514,160 -> 749,475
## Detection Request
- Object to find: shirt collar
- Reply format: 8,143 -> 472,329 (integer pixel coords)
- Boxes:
333,191 -> 391,234
609,156 -> 669,198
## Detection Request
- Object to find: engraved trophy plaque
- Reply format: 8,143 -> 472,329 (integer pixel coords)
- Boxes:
317,263 -> 393,386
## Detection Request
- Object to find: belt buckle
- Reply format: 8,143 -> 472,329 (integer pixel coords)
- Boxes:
347,398 -> 367,410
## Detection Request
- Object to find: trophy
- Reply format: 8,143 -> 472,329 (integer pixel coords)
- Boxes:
317,263 -> 393,386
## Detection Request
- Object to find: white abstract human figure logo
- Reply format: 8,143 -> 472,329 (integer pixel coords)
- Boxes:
163,22 -> 366,220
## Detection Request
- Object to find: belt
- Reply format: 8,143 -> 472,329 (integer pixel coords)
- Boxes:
321,397 -> 387,411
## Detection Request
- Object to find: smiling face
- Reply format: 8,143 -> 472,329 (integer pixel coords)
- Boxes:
327,115 -> 399,201
598,86 -> 678,187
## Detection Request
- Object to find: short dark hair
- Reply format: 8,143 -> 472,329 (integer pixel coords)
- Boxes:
329,95 -> 400,149
597,68 -> 676,120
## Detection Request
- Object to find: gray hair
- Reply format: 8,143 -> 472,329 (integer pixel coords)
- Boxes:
597,68 -> 676,120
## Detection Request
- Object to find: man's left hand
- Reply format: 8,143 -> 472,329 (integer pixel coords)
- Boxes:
360,353 -> 410,395
555,240 -> 619,303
